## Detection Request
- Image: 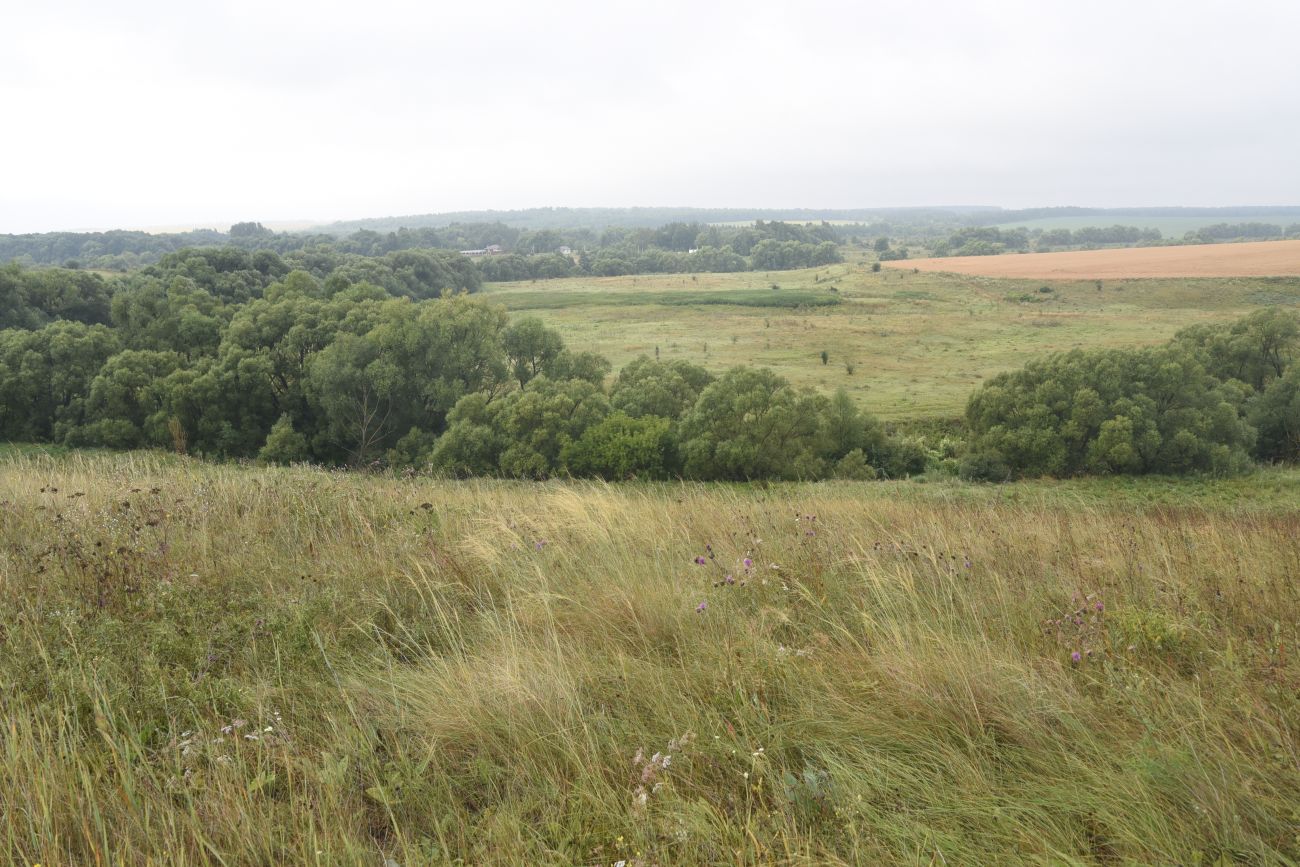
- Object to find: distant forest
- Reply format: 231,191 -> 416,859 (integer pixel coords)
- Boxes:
6,206 -> 1299,274
0,219 -> 845,275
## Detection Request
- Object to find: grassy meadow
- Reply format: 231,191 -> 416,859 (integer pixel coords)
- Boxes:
2,449 -> 1298,864
481,260 -> 1300,419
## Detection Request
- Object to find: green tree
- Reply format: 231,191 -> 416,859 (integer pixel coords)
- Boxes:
678,366 -> 829,480
304,334 -> 402,465
561,412 -> 678,479
502,317 -> 564,386
610,356 -> 713,419
1249,366 -> 1300,462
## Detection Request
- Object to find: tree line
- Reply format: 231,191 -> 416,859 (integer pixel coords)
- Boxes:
0,261 -> 921,479
2,220 -> 846,277
961,308 -> 1300,480
934,223 -> 1300,258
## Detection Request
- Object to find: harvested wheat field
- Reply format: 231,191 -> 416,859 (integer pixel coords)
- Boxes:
891,239 -> 1300,279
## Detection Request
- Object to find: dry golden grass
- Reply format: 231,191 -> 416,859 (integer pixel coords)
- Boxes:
893,239 -> 1300,279
1,451 -> 1298,863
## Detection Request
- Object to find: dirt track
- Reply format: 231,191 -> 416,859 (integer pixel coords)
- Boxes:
889,239 -> 1300,279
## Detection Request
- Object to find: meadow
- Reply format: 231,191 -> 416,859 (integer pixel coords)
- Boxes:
481,258 -> 1300,419
1,449 -> 1297,864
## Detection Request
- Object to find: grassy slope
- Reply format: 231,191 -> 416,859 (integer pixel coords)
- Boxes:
2,451 -> 1297,864
480,255 -> 1300,420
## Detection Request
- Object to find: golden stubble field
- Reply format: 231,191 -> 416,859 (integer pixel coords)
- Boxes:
892,239 -> 1300,279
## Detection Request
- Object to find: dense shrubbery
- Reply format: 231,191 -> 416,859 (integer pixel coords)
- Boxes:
962,308 -> 1300,479
0,261 -> 915,480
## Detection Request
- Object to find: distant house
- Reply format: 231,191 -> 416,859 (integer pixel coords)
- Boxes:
559,245 -> 572,256
460,245 -> 505,257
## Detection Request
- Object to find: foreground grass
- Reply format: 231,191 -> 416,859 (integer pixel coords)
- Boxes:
2,452 -> 1298,864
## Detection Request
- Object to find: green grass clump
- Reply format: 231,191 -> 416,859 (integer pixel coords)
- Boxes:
1,451 -> 1297,863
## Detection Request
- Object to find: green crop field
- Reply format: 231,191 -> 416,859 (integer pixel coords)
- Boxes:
481,260 -> 1300,420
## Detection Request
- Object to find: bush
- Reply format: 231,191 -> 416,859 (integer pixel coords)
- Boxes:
834,449 -> 877,480
259,415 -> 310,464
958,449 -> 1011,482
561,412 -> 678,480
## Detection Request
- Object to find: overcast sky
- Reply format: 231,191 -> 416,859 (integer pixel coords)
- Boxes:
3,0 -> 1298,233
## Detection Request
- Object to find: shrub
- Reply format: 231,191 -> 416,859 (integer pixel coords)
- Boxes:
834,449 -> 877,480
561,412 -> 678,479
958,449 -> 1011,482
259,414 -> 310,464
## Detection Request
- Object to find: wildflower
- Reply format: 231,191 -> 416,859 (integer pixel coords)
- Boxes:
1070,651 -> 1082,663
694,556 -> 707,565
696,601 -> 707,613
743,557 -> 753,569
724,574 -> 735,585
1095,601 -> 1104,612
534,540 -> 546,551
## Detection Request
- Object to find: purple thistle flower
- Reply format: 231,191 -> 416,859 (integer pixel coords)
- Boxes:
743,557 -> 753,569
724,574 -> 735,585
1095,601 -> 1104,612
534,540 -> 546,551
696,601 -> 708,613
1070,651 -> 1082,664
694,556 -> 707,566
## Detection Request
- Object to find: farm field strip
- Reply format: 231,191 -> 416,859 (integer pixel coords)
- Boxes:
892,239 -> 1300,279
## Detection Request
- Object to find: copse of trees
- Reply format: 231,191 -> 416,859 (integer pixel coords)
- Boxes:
931,227 -> 1032,257
0,259 -> 920,480
1035,225 -> 1163,250
1186,223 -> 1290,243
0,263 -> 115,328
961,308 -> 1300,480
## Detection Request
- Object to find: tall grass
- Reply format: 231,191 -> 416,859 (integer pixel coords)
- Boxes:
1,452 -> 1297,864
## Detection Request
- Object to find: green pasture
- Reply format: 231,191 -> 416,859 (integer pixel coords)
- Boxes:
481,264 -> 1300,420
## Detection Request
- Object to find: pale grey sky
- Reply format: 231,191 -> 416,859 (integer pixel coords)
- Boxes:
3,0 -> 1298,233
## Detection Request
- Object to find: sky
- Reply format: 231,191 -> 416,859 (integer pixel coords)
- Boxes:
3,0 -> 1299,233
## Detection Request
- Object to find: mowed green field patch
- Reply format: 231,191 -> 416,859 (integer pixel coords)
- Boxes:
482,263 -> 1300,420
